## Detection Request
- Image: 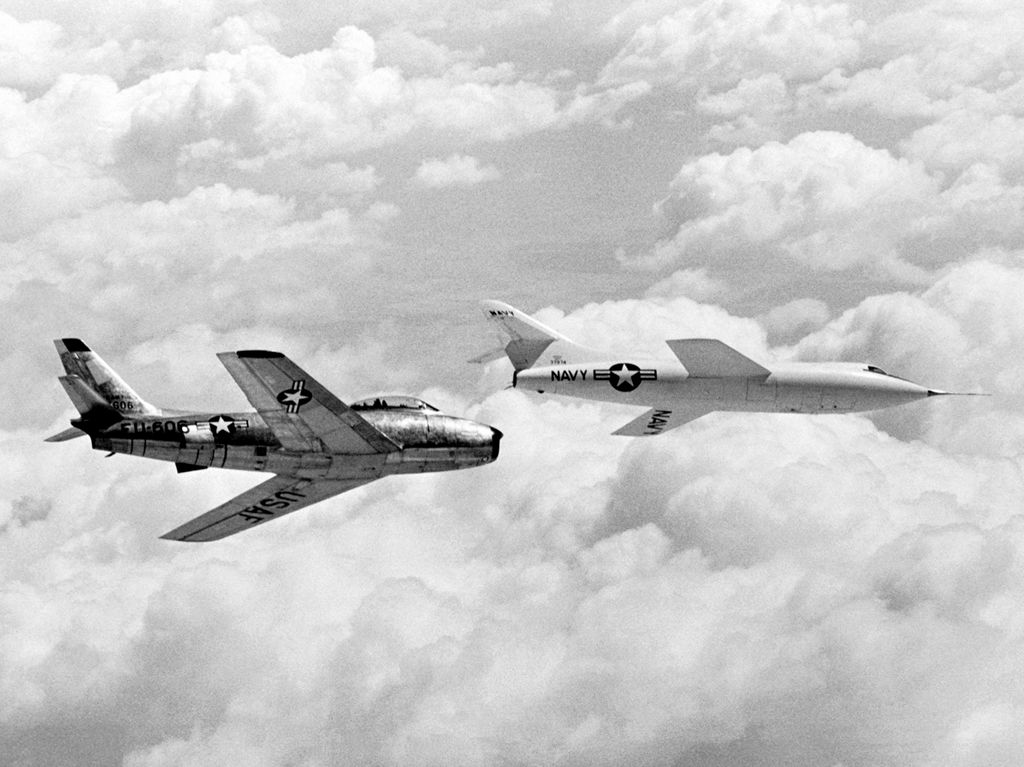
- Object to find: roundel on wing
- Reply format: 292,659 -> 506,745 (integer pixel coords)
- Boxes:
276,380 -> 313,413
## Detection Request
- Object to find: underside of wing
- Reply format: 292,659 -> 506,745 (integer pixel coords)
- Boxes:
217,350 -> 400,454
160,474 -> 372,542
612,405 -> 715,436
666,339 -> 770,379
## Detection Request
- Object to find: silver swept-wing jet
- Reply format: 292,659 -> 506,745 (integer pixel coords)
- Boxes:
475,300 -> 982,436
47,340 -> 501,541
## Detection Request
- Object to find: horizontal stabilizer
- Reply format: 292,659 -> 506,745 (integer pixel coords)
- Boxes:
57,375 -> 123,427
666,339 -> 770,379
44,426 -> 86,442
612,405 -> 715,436
467,347 -> 507,364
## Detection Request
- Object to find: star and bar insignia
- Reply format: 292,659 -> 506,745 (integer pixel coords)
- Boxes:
593,362 -> 658,392
276,380 -> 313,413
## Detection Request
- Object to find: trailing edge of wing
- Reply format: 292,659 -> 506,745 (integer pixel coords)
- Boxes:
666,339 -> 770,379
160,474 -> 372,542
217,351 -> 400,454
612,405 -> 715,436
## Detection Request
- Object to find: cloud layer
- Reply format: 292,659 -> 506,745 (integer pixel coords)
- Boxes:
3,1 -> 1024,766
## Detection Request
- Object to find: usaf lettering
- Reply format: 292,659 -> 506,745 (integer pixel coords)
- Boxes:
239,489 -> 308,524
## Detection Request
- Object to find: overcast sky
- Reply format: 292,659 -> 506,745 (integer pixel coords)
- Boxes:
3,1 -> 1024,765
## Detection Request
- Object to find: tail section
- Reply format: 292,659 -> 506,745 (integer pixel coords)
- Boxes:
477,300 -> 604,371
50,339 -> 158,439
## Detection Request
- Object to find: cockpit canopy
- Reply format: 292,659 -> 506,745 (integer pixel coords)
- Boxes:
866,365 -> 889,375
350,396 -> 439,412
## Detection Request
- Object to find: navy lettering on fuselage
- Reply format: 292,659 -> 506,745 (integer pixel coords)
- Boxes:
238,488 -> 308,524
645,409 -> 673,433
550,369 -> 588,382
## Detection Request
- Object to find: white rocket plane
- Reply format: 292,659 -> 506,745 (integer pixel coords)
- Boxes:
476,300 -> 979,436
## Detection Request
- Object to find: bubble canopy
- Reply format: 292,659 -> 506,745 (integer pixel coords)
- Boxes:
349,396 -> 440,412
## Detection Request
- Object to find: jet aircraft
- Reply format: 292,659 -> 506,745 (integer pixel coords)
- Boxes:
475,300 -> 977,436
47,339 -> 501,541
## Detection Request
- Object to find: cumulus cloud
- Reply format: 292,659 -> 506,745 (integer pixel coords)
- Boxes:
600,0 -> 863,91
789,259 -> 1024,451
623,131 -> 1024,289
644,267 -> 730,301
5,1 -> 1024,766
7,376 -> 1023,766
109,26 -> 637,198
412,154 -> 501,188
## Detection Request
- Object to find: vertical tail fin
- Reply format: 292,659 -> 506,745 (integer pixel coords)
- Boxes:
53,339 -> 158,417
477,301 -> 604,371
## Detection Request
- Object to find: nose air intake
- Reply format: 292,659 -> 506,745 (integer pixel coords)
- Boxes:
490,427 -> 503,460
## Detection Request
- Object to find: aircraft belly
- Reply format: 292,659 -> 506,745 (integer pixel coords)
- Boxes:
93,434 -> 394,480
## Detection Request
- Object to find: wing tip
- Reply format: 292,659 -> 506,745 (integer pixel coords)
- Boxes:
55,338 -> 91,352
236,349 -> 285,358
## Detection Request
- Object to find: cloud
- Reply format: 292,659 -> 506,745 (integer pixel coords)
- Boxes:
757,297 -> 831,341
8,277 -> 1024,767
4,1 -> 1024,765
600,0 -> 863,91
643,267 -> 730,301
787,258 -> 1024,451
622,131 -> 1024,289
0,11 -> 133,92
0,183 -> 397,432
413,154 -> 502,189
14,393 -> 1024,766
109,26 -> 632,198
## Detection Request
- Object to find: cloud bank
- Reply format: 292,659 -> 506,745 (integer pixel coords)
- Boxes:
2,1 -> 1023,766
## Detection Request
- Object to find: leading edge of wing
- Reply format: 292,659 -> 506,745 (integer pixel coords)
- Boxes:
666,339 -> 770,379
612,405 -> 715,436
217,350 -> 400,454
160,474 -> 372,542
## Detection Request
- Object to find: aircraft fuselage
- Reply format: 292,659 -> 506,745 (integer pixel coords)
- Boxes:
517,360 -> 934,415
86,408 -> 499,480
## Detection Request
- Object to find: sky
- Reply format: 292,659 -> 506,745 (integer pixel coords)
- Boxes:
2,0 -> 1024,764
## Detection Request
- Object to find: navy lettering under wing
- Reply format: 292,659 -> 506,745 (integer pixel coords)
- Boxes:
612,405 -> 716,436
160,474 -> 373,542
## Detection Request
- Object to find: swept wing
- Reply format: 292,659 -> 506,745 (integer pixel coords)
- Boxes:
666,339 -> 770,378
613,405 -> 716,436
160,474 -> 371,542
217,350 -> 400,454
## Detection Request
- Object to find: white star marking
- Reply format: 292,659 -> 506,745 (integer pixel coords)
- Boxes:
209,416 -> 234,434
612,366 -> 636,386
280,390 -> 306,407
